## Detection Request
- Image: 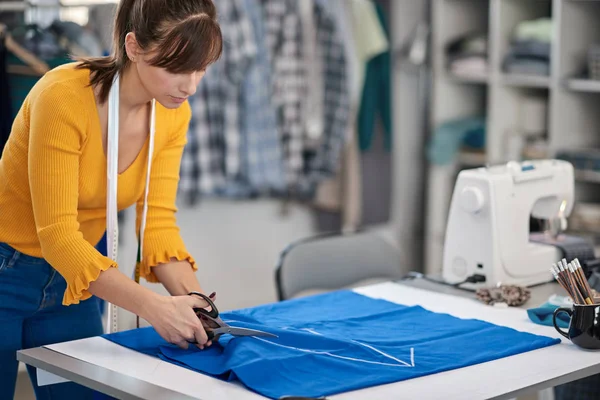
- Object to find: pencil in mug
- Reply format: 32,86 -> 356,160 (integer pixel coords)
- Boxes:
554,258 -> 594,305
562,260 -> 585,303
568,262 -> 592,305
574,259 -> 596,303
550,264 -> 568,293
551,264 -> 581,304
562,258 -> 593,305
553,260 -> 586,304
562,259 -> 590,304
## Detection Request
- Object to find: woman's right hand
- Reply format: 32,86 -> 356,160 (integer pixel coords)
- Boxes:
145,295 -> 213,350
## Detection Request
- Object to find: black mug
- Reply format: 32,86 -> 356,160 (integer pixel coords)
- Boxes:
553,304 -> 600,350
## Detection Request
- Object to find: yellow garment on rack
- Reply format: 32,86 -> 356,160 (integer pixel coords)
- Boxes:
0,63 -> 196,305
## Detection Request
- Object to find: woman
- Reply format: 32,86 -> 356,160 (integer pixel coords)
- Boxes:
0,0 -> 223,398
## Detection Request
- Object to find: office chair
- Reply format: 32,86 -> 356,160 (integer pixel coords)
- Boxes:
274,229 -> 404,301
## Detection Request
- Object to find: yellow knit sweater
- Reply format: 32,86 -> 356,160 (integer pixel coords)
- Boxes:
0,63 -> 196,305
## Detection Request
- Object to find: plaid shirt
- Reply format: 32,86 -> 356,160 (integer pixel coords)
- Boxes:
179,0 -> 256,201
298,1 -> 350,196
238,0 -> 286,195
181,0 -> 350,201
178,84 -> 210,204
260,0 -> 306,190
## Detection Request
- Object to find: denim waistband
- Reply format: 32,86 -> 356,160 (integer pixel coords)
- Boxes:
0,242 -> 48,265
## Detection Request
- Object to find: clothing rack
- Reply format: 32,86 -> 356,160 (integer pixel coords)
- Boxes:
0,23 -> 49,74
0,1 -> 117,12
0,2 -> 27,12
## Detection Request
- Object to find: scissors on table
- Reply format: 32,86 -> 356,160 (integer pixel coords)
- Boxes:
188,291 -> 278,341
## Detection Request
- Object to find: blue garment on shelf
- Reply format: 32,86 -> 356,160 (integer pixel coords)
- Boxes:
427,117 -> 486,165
104,290 -> 559,399
527,302 -> 570,329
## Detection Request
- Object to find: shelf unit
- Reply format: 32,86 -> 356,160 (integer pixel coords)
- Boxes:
565,78 -> 600,93
425,0 -> 600,275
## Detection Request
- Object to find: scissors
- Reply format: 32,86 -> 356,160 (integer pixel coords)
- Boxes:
188,291 -> 278,341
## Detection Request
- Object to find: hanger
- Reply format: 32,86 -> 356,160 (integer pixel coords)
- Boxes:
0,23 -> 50,76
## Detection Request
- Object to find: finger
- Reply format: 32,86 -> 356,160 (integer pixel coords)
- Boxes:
188,295 -> 211,310
196,339 -> 212,350
176,340 -> 189,350
193,322 -> 208,346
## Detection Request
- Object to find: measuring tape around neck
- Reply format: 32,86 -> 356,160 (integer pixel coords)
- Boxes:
105,72 -> 156,334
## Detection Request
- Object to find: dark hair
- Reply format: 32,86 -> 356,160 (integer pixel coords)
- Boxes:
77,0 -> 223,103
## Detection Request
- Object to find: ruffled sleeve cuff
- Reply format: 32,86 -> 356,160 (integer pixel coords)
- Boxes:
138,247 -> 197,283
62,255 -> 117,306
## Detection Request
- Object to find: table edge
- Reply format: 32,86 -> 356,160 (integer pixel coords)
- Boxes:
17,347 -> 199,400
489,363 -> 600,400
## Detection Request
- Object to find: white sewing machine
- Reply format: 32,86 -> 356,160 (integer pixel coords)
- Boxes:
442,159 -> 575,289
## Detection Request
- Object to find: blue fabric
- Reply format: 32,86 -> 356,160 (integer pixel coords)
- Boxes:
527,302 -> 570,329
0,242 -> 104,400
427,117 -> 486,165
103,290 -> 559,399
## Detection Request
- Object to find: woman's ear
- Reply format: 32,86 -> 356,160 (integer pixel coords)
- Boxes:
124,32 -> 140,62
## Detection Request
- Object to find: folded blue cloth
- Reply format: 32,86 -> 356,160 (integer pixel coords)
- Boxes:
527,302 -> 570,329
509,40 -> 551,61
104,291 -> 560,399
427,117 -> 486,165
503,56 -> 550,76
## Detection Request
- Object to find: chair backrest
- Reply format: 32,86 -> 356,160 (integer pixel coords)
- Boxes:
275,230 -> 404,301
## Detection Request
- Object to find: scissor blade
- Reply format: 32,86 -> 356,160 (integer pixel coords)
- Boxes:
215,326 -> 278,338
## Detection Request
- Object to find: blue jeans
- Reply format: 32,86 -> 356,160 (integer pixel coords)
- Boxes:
0,241 -> 105,400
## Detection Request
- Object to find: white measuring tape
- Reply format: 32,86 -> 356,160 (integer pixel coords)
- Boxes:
105,72 -> 156,334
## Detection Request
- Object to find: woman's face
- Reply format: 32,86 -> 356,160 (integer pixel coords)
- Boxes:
126,33 -> 206,109
136,61 -> 205,109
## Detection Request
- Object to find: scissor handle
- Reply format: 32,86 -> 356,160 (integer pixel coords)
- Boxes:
206,330 -> 216,341
188,291 -> 219,319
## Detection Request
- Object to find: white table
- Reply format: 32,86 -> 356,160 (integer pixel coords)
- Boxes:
17,280 -> 600,400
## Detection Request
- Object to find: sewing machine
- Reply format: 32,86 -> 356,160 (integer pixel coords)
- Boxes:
442,159 -> 575,289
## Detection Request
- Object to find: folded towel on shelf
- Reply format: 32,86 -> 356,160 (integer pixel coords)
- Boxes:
502,18 -> 553,76
449,56 -> 488,77
510,40 -> 551,61
503,57 -> 550,76
515,18 -> 553,43
427,117 -> 486,166
446,32 -> 488,61
445,33 -> 488,77
556,149 -> 600,172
